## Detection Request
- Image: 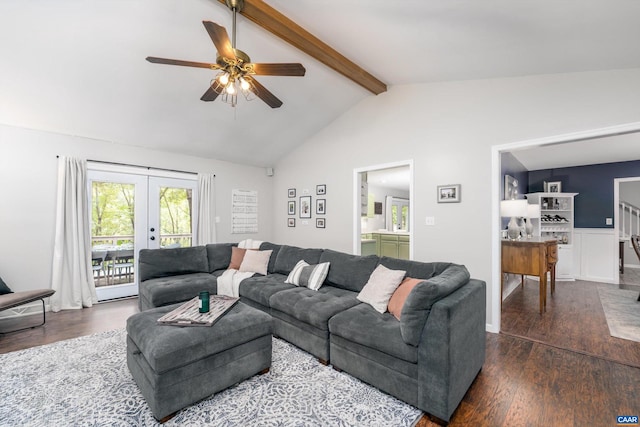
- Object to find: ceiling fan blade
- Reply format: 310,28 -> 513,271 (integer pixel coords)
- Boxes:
200,83 -> 223,102
202,21 -> 236,60
245,76 -> 283,108
146,57 -> 218,69
250,63 -> 306,76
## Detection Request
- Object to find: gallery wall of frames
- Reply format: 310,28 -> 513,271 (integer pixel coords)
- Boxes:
287,184 -> 326,229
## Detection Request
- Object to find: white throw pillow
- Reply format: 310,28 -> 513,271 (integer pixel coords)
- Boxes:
239,250 -> 273,275
285,260 -> 309,286
357,264 -> 406,313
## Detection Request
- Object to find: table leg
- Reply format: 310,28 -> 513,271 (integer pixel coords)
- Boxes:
550,264 -> 556,295
538,273 -> 545,314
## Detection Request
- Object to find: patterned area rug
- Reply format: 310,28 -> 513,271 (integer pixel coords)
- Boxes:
598,284 -> 640,343
0,329 -> 422,426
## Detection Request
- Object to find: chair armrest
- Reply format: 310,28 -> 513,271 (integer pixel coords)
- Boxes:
0,289 -> 55,311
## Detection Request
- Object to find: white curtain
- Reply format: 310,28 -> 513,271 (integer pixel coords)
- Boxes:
50,157 -> 97,312
195,173 -> 217,245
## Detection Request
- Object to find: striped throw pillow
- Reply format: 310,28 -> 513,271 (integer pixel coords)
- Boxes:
285,260 -> 309,286
285,260 -> 330,291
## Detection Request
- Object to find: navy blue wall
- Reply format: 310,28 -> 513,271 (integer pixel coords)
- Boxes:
528,160 -> 640,228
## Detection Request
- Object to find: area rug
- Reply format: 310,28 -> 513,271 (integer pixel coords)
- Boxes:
598,284 -> 640,343
0,329 -> 422,426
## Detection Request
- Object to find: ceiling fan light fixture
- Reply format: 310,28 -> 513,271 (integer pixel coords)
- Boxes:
218,72 -> 230,85
239,77 -> 250,91
225,82 -> 236,95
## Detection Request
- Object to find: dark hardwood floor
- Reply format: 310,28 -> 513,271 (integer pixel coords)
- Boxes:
1,293 -> 639,426
0,297 -> 139,354
501,278 -> 640,368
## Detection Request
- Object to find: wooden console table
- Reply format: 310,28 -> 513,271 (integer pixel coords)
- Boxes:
501,237 -> 558,314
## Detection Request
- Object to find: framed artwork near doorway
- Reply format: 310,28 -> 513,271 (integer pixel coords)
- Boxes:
437,184 -> 461,203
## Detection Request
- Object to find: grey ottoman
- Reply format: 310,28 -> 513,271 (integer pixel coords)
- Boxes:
126,301 -> 273,421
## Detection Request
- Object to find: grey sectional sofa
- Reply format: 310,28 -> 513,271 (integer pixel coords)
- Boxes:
138,242 -> 486,423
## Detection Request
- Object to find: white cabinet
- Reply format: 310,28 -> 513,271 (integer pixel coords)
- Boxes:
526,192 -> 578,280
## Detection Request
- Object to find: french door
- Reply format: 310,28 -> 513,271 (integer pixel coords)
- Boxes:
88,169 -> 197,301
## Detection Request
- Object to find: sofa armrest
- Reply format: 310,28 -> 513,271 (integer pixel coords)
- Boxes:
417,279 -> 486,422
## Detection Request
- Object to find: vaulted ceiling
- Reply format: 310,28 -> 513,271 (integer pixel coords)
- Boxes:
2,0 -> 640,167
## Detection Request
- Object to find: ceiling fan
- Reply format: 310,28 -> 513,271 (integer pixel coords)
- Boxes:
146,0 -> 305,108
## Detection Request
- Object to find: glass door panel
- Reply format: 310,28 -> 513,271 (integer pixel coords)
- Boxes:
88,171 -> 147,301
148,177 -> 197,249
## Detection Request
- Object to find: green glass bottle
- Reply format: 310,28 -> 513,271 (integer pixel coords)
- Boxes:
199,291 -> 210,313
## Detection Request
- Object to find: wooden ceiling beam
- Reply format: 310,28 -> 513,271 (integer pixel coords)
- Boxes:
216,0 -> 387,95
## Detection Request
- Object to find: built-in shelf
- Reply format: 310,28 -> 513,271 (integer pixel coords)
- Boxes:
526,192 -> 578,280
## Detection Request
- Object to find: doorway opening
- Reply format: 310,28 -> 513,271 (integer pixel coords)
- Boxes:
615,177 -> 640,293
88,165 -> 197,301
490,121 -> 640,332
353,160 -> 413,259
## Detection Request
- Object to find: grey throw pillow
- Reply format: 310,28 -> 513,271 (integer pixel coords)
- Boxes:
0,276 -> 13,294
400,264 -> 470,346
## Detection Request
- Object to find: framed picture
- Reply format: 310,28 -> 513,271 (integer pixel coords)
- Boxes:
288,188 -> 296,198
288,218 -> 296,227
437,184 -> 461,203
299,196 -> 312,218
288,201 -> 296,215
545,181 -> 562,193
504,175 -> 518,200
316,199 -> 326,215
316,184 -> 326,195
316,218 -> 325,228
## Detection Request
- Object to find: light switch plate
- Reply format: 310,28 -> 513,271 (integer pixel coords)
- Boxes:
425,216 -> 435,226
606,217 -> 613,225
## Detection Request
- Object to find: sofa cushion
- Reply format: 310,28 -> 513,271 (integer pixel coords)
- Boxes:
387,277 -> 422,320
379,257 -> 451,280
239,250 -> 272,275
269,286 -> 359,331
205,243 -> 236,273
139,272 -> 217,309
238,274 -> 295,308
273,245 -> 323,275
329,303 -> 418,364
400,264 -> 471,346
259,242 -> 282,274
357,264 -> 406,313
319,249 -> 379,292
139,246 -> 209,282
228,247 -> 247,269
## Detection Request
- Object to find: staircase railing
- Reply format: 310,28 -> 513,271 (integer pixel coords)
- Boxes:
619,201 -> 640,241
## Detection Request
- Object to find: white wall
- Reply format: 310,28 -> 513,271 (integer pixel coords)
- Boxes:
272,68 -> 640,331
0,124 -> 274,293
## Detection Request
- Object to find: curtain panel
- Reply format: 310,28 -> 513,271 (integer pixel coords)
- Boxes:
195,173 -> 217,245
50,157 -> 97,311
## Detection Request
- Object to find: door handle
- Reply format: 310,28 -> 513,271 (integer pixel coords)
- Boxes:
150,236 -> 155,241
